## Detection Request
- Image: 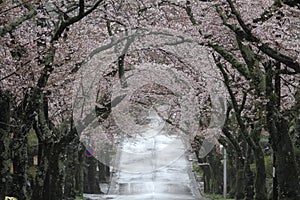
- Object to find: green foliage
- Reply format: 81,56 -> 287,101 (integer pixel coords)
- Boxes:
295,147 -> 300,170
259,137 -> 269,144
264,156 -> 273,179
249,156 -> 273,178
27,129 -> 38,162
193,163 -> 203,176
27,129 -> 38,147
203,193 -> 235,200
27,166 -> 37,178
250,163 -> 256,173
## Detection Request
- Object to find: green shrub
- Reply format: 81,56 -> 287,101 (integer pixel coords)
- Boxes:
203,193 -> 235,200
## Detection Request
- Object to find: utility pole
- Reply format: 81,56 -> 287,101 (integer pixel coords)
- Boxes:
273,153 -> 278,200
223,147 -> 227,199
220,145 -> 227,199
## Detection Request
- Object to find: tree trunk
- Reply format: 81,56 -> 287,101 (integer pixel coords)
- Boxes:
275,118 -> 300,199
46,143 -> 65,200
98,161 -> 107,183
253,142 -> 267,200
0,91 -> 11,200
31,141 -> 50,200
75,144 -> 85,197
202,166 -> 211,194
197,155 -> 211,194
12,122 -> 31,199
64,142 -> 78,199
248,122 -> 268,200
265,62 -> 300,199
84,156 -> 102,194
235,155 -> 245,200
222,126 -> 246,199
244,145 -> 254,200
208,151 -> 222,194
227,151 -> 236,197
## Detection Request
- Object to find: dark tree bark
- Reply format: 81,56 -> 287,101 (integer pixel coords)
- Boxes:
31,140 -> 50,200
11,93 -> 36,200
227,150 -> 237,197
64,141 -> 79,199
75,144 -> 86,197
12,138 -> 29,200
275,119 -> 300,199
207,150 -> 223,194
0,91 -> 12,200
235,155 -> 245,200
194,137 -> 212,194
31,92 -> 52,200
265,62 -> 300,200
202,165 -> 212,194
244,144 -> 254,200
84,156 -> 102,194
252,125 -> 267,200
47,142 -> 65,200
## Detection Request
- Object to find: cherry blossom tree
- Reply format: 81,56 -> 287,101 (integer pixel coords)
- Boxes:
0,0 -> 299,200
184,0 -> 299,199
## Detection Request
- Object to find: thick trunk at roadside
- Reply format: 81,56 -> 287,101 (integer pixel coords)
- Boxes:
11,102 -> 35,199
0,91 -> 11,200
12,140 -> 29,200
207,150 -> 223,194
47,142 -> 65,200
75,144 -> 86,197
227,151 -> 236,197
31,95 -> 52,199
32,140 -> 65,200
235,155 -> 245,200
32,120 -> 77,199
253,140 -> 267,200
31,141 -> 50,200
84,156 -> 102,194
202,165 -> 211,194
244,145 -> 254,200
195,150 -> 211,194
253,149 -> 267,199
64,141 -> 79,199
275,119 -> 300,199
265,63 -> 300,199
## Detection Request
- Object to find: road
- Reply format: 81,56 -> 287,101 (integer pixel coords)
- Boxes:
84,113 -> 204,200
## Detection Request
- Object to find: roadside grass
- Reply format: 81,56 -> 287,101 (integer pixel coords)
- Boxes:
203,193 -> 235,200
4,197 -> 18,200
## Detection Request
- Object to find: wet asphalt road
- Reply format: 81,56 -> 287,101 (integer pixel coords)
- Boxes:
84,113 -> 204,200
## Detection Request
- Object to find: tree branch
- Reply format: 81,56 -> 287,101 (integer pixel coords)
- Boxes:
79,0 -> 84,15
258,44 -> 300,73
51,0 -> 103,42
0,4 -> 37,37
185,0 -> 197,25
224,0 -> 300,73
226,0 -> 252,36
0,0 -> 34,14
214,57 -> 257,149
208,43 -> 251,79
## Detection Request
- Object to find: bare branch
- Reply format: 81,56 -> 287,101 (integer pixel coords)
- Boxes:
0,0 -> 34,15
79,0 -> 84,15
208,43 -> 251,79
51,0 -> 103,42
